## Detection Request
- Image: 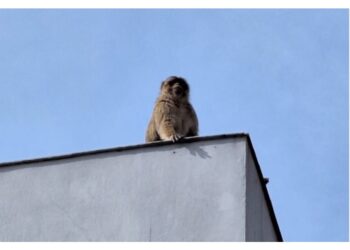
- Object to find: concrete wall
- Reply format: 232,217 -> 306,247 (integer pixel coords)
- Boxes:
0,134 -> 281,241
245,143 -> 278,241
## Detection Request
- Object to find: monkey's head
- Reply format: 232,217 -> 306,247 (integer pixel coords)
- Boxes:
160,76 -> 190,101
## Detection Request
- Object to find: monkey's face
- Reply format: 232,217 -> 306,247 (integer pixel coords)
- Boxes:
161,76 -> 189,100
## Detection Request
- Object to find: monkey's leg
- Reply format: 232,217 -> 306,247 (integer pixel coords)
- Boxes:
145,119 -> 161,142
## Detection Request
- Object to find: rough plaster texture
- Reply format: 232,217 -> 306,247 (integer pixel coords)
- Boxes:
0,136 -> 281,241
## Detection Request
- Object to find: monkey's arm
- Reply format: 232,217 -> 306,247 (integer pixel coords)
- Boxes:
154,101 -> 182,142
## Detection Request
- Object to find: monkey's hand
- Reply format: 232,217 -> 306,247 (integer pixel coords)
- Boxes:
170,133 -> 183,143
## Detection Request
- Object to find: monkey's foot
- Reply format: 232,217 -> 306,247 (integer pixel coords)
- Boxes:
170,134 -> 183,143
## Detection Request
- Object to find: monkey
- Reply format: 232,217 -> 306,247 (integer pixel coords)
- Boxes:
145,76 -> 198,143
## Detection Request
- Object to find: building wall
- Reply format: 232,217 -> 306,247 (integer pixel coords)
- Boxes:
0,135 -> 280,241
245,140 -> 278,241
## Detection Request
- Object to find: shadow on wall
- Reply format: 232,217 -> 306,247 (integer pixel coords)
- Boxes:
184,144 -> 212,159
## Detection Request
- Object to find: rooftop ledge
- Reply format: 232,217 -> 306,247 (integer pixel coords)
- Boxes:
0,133 -> 283,242
0,133 -> 249,168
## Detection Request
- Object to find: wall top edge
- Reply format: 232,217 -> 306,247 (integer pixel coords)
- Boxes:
0,132 -> 249,167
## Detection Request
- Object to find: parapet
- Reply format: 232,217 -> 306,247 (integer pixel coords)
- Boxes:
0,133 -> 282,241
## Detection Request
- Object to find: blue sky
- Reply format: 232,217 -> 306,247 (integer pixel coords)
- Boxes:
0,9 -> 348,241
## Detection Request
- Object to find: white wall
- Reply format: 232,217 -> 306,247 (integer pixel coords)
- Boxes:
0,135 -> 281,241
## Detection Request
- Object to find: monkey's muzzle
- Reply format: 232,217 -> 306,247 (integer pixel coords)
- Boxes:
173,86 -> 184,97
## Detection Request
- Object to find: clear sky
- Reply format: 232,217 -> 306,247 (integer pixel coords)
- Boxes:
0,9 -> 348,241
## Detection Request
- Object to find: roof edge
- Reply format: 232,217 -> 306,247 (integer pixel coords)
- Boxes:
0,133 -> 248,168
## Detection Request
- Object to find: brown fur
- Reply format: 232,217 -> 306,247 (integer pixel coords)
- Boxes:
146,76 -> 198,142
